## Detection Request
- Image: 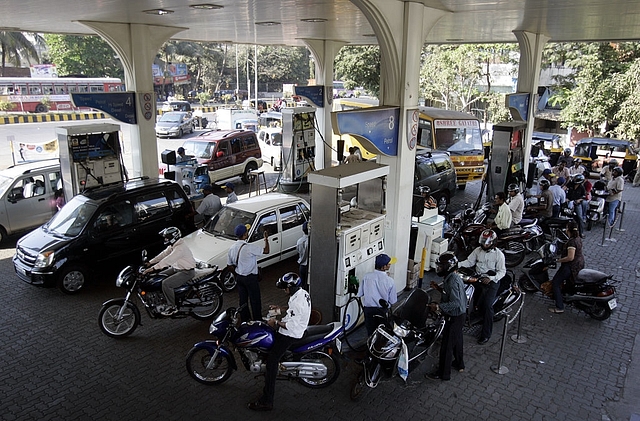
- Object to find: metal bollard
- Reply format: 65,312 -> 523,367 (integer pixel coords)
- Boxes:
510,294 -> 527,344
491,315 -> 510,375
615,201 -> 626,232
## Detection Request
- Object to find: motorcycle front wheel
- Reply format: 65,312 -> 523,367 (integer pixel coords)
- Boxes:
297,350 -> 341,389
220,270 -> 237,292
185,346 -> 233,385
190,283 -> 223,320
98,299 -> 140,338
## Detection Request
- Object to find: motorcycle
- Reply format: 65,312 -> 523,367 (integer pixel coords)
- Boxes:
586,179 -> 609,230
350,288 -> 445,401
458,267 -> 524,326
518,241 -> 617,320
98,251 -> 224,338
446,203 -> 544,267
186,305 -> 343,388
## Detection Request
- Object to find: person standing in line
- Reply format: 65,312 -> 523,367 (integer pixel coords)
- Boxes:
459,230 -> 506,345
357,254 -> 398,336
227,224 -> 269,321
549,221 -> 584,314
549,177 -> 567,218
425,252 -> 467,381
606,167 -> 624,227
248,273 -> 311,412
296,221 -> 309,288
193,184 -> 221,222
223,183 -> 238,204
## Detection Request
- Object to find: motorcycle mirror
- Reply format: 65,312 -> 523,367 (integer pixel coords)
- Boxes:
141,249 -> 148,262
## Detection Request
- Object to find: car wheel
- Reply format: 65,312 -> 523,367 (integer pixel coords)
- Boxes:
35,104 -> 48,113
241,162 -> 258,184
436,193 -> 449,214
57,265 -> 86,294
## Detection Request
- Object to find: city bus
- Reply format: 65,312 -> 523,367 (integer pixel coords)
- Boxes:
0,77 -> 124,113
332,99 -> 485,188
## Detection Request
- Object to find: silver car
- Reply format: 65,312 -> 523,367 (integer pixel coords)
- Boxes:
155,111 -> 195,138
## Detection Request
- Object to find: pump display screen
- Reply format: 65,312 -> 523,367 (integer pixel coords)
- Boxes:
68,131 -> 120,161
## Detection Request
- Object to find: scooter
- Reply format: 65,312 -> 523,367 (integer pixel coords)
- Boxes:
186,305 -> 343,388
518,241 -> 617,320
98,251 -> 224,338
586,179 -> 609,230
350,288 -> 445,401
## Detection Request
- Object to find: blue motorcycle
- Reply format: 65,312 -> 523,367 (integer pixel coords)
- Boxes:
186,305 -> 343,388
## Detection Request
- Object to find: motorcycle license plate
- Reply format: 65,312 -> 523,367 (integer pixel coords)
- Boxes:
608,299 -> 617,310
335,337 -> 342,353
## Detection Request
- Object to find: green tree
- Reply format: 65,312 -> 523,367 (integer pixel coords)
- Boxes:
612,58 -> 640,141
43,34 -> 124,78
334,46 -> 380,97
0,31 -> 42,76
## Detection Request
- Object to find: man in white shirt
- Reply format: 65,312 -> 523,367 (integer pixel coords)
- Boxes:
223,183 -> 238,204
296,221 -> 309,287
549,177 -> 567,217
357,254 -> 398,336
489,192 -> 512,235
507,184 -> 524,225
194,184 -> 221,221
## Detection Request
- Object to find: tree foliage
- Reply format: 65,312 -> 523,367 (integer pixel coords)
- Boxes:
335,46 -> 380,97
0,31 -> 42,76
43,34 -> 124,78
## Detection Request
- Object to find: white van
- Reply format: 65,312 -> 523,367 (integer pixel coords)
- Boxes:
0,159 -> 61,242
257,127 -> 283,170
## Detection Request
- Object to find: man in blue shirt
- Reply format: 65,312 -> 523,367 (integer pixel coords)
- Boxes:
357,254 -> 398,336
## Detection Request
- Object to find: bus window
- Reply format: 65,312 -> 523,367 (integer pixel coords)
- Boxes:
68,84 -> 79,93
89,84 -> 105,92
54,84 -> 66,94
435,127 -> 483,153
29,85 -> 42,95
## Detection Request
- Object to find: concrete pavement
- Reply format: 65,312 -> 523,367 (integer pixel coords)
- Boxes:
1,168 -> 639,421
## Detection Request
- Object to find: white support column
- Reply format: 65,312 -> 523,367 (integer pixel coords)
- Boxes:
514,31 -> 550,173
79,21 -> 184,178
304,39 -> 346,170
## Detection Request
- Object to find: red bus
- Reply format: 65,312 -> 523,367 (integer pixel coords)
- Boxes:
0,77 -> 124,113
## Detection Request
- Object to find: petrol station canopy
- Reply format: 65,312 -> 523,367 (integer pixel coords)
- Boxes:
2,0 -> 639,46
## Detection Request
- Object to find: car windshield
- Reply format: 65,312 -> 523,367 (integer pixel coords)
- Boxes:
182,140 -> 216,159
203,206 -> 255,239
45,196 -> 98,237
160,113 -> 183,123
435,127 -> 483,154
0,173 -> 14,198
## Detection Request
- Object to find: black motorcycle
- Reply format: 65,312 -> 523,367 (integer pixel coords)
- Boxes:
350,288 -> 445,401
519,241 -> 617,320
98,251 -> 224,337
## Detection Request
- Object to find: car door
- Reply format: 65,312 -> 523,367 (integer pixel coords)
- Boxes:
131,191 -> 174,256
247,210 -> 280,267
210,140 -> 233,181
5,172 -> 57,233
85,200 -> 138,266
278,202 -> 309,261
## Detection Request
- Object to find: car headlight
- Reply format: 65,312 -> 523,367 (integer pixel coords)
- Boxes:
34,251 -> 55,268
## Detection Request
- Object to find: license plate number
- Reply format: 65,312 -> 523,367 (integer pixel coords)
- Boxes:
608,298 -> 617,309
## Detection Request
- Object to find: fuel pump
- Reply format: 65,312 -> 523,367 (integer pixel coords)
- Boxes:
56,123 -> 124,200
486,121 -> 527,199
280,106 -> 316,192
307,162 -> 389,330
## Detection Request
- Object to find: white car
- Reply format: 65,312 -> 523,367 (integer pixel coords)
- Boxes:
181,193 -> 310,291
257,127 -> 283,170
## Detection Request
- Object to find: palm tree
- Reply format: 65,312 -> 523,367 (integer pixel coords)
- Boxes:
0,31 -> 43,76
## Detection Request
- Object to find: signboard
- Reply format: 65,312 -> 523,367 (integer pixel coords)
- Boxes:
434,119 -> 480,129
71,92 -> 137,124
294,85 -> 324,108
506,93 -> 530,121
407,109 -> 419,150
332,106 -> 400,156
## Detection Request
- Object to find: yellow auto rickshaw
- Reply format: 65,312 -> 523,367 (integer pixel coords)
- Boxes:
572,137 -> 637,175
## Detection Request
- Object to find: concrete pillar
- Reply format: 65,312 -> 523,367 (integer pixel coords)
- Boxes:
514,31 -> 550,173
304,39 -> 346,170
79,21 -> 184,178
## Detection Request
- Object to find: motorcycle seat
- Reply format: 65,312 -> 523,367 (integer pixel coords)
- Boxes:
575,268 -> 610,284
393,288 -> 430,329
499,227 -> 523,238
191,268 -> 216,282
543,217 -> 572,228
518,218 -> 537,227
289,324 -> 334,349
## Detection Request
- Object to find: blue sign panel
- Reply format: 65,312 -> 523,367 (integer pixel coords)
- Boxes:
332,106 -> 400,156
294,85 -> 324,108
506,93 -> 530,121
72,92 -> 137,124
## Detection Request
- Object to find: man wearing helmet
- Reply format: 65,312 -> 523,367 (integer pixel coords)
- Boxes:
459,229 -> 506,345
529,178 -> 553,220
566,174 -> 587,237
600,159 -> 619,182
249,273 -> 311,411
144,227 -> 196,316
357,253 -> 398,336
569,158 -> 585,176
606,167 -> 624,227
426,252 -> 467,381
507,183 -> 524,224
558,148 -> 574,167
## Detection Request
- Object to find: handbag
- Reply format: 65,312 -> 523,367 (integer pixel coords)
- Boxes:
227,243 -> 246,276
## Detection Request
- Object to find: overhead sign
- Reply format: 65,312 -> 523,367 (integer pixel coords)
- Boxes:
434,119 -> 480,129
506,93 -> 530,121
71,92 -> 137,124
294,85 -> 324,108
331,106 -> 400,156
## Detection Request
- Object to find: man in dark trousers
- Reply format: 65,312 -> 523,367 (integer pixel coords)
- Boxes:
426,252 -> 467,381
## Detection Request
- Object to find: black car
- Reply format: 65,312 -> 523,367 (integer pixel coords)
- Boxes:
413,150 -> 457,215
13,178 -> 195,294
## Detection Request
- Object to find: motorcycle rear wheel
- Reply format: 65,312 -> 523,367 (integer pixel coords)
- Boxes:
185,346 -> 233,385
518,275 -> 538,293
588,303 -> 612,321
297,350 -> 340,388
190,283 -> 223,320
98,300 -> 140,338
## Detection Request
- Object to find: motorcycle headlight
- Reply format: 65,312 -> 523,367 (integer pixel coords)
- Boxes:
34,251 -> 55,268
